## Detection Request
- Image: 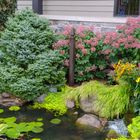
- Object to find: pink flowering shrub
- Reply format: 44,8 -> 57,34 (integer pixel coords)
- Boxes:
108,17 -> 140,62
53,25 -> 109,82
53,17 -> 140,82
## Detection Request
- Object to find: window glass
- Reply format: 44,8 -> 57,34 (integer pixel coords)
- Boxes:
116,0 -> 139,16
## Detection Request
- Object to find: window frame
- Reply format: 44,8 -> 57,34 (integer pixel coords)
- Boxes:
114,0 -> 140,17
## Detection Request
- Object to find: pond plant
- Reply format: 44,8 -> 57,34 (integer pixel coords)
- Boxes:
0,117 -> 43,139
9,106 -> 21,111
0,109 -> 4,114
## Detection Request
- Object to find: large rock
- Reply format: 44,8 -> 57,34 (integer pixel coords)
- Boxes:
76,114 -> 106,129
66,100 -> 75,109
36,94 -> 47,103
0,93 -> 25,107
79,95 -> 100,115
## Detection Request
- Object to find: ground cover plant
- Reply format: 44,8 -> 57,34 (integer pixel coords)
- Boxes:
0,9 -> 66,100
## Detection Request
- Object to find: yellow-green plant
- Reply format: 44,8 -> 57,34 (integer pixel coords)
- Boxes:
33,80 -> 130,118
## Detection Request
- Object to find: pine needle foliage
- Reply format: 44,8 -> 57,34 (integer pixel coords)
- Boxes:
0,9 -> 65,100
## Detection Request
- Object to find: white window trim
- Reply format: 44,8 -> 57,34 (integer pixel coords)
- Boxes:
41,15 -> 127,24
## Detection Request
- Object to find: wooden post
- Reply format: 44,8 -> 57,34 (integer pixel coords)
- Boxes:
32,0 -> 43,14
69,28 -> 75,86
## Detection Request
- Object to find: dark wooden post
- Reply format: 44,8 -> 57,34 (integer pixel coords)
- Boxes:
69,28 -> 75,86
32,0 -> 43,14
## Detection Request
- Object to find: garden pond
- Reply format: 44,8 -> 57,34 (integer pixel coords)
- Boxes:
0,105 -> 108,140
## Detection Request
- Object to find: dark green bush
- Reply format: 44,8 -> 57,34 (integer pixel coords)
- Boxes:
0,0 -> 16,30
0,9 -> 66,100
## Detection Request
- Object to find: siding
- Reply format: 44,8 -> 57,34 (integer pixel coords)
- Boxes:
17,0 -> 114,17
17,0 -> 32,10
43,0 -> 114,17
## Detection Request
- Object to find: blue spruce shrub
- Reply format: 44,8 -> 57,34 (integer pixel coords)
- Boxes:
0,9 -> 65,100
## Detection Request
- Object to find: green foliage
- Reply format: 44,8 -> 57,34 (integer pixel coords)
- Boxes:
128,116 -> 140,139
9,106 -> 20,111
0,117 -> 43,139
0,109 -> 4,113
54,18 -> 140,82
66,80 -> 130,118
34,80 -> 130,118
133,95 -> 140,115
0,0 -> 16,30
50,118 -> 61,125
109,61 -> 140,115
0,9 -> 66,100
33,89 -> 67,116
37,118 -> 43,122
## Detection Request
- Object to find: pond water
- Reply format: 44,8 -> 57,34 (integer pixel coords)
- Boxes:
0,106 -> 107,140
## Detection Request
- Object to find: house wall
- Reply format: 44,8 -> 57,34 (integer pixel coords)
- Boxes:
43,0 -> 114,17
17,0 -> 114,17
16,0 -> 126,33
17,0 -> 32,10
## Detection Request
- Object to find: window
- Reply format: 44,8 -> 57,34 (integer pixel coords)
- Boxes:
114,0 -> 140,16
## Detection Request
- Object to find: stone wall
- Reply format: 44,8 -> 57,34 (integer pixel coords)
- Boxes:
49,20 -> 125,33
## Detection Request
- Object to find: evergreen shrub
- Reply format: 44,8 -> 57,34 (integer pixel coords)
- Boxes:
0,9 -> 66,100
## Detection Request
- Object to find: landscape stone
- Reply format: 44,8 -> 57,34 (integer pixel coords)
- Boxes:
76,114 -> 104,129
0,93 -> 25,107
36,94 -> 47,103
66,100 -> 75,109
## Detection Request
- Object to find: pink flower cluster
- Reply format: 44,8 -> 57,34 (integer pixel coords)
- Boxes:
54,17 -> 140,67
53,40 -> 70,49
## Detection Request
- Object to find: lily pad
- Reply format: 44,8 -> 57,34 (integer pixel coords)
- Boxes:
50,118 -> 61,125
37,118 -> 43,121
3,117 -> 17,123
5,128 -> 20,139
32,127 -> 43,133
0,109 -> 4,114
0,124 -> 8,133
9,106 -> 20,111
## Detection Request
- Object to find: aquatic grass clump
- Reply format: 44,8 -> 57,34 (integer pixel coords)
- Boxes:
66,80 -> 130,118
33,80 -> 131,118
